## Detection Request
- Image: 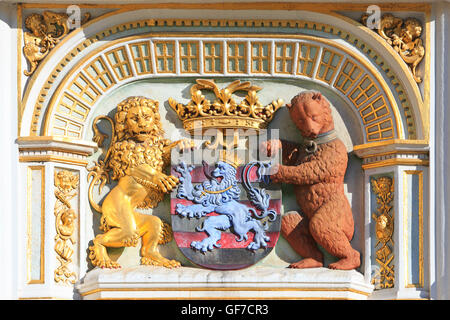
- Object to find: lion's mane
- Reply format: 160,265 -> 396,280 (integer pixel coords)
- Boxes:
109,139 -> 165,181
108,96 -> 168,181
114,96 -> 164,141
107,96 -> 169,209
192,164 -> 241,206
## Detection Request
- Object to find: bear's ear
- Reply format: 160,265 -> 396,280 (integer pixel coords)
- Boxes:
312,92 -> 323,101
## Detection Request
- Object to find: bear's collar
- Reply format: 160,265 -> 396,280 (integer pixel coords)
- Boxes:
303,129 -> 337,154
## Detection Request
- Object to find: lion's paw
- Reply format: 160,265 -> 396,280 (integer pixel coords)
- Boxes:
176,204 -> 205,218
122,232 -> 140,247
247,233 -> 270,250
175,204 -> 188,217
191,238 -> 221,253
141,256 -> 181,269
289,258 -> 323,269
175,162 -> 194,175
89,245 -> 121,269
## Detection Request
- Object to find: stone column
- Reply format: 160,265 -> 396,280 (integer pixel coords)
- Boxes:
355,141 -> 430,299
16,137 -> 97,299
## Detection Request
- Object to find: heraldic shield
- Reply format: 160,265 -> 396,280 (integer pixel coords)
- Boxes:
169,79 -> 283,270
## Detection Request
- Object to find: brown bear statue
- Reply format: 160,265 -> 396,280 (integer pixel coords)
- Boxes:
263,91 -> 360,270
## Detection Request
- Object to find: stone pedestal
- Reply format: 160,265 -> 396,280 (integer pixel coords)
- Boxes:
77,266 -> 373,300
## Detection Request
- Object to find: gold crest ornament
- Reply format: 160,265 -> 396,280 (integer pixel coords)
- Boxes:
87,96 -> 194,269
361,13 -> 425,83
23,10 -> 90,76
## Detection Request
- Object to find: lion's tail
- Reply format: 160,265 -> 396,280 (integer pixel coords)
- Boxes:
158,220 -> 173,245
88,174 -> 103,214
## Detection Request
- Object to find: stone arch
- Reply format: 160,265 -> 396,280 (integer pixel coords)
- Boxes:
39,33 -> 404,147
18,9 -> 427,147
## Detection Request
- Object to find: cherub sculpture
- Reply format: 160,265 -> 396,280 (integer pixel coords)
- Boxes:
393,18 -> 425,83
262,91 -> 360,270
361,13 -> 424,83
88,96 -> 193,268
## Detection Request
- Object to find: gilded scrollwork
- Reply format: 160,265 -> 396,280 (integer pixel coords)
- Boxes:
371,176 -> 395,289
361,13 -> 425,83
54,170 -> 79,284
23,11 -> 90,76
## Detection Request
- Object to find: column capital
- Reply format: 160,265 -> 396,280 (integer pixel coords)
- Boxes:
353,140 -> 429,170
17,136 -> 98,166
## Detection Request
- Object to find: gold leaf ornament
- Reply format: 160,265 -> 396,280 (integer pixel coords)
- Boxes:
361,13 -> 424,83
23,10 -> 90,76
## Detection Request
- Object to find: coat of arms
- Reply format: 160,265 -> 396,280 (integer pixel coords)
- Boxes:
169,79 -> 283,270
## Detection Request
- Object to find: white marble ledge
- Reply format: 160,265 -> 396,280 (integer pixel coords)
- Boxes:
77,266 -> 374,300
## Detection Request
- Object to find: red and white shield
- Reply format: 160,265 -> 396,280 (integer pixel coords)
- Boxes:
170,160 -> 281,270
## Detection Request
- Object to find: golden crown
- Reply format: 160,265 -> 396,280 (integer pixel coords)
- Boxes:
168,79 -> 283,133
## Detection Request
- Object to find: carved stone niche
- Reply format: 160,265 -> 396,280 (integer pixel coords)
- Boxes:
74,79 -> 377,300
19,80 -> 429,300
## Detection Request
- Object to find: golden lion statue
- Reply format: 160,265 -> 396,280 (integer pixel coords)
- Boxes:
88,96 -> 192,269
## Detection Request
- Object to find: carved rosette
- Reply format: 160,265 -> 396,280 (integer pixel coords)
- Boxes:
371,176 -> 395,289
361,13 -> 425,83
54,169 -> 79,285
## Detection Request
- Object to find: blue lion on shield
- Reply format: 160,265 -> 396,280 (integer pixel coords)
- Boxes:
174,158 -> 276,253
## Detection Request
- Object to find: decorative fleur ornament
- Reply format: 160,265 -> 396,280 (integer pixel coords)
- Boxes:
168,79 -> 283,133
371,176 -> 395,289
54,170 -> 79,284
23,11 -> 90,76
361,13 -> 425,83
